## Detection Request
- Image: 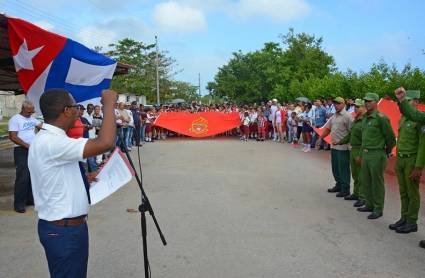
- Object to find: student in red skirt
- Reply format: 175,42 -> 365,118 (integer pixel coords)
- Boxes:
256,110 -> 267,141
145,109 -> 155,142
275,103 -> 287,143
249,107 -> 258,139
241,111 -> 251,141
151,107 -> 159,140
239,107 -> 246,137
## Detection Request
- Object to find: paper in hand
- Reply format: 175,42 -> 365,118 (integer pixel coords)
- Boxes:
89,148 -> 134,205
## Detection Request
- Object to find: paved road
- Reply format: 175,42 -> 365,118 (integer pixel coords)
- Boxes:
1,138 -> 425,278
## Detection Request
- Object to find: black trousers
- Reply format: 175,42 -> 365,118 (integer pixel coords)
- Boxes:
13,147 -> 33,208
133,125 -> 141,146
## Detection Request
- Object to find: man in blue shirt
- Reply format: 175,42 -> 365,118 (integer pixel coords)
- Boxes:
311,99 -> 327,149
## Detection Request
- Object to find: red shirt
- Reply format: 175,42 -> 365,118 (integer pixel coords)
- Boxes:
67,118 -> 84,139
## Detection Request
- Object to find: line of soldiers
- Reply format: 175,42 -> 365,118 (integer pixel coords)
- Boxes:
317,88 -> 425,249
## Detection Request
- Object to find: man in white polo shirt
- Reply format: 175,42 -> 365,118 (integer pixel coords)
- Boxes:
8,100 -> 42,213
28,88 -> 117,278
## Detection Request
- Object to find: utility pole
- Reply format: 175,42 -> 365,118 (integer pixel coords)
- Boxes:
155,35 -> 160,106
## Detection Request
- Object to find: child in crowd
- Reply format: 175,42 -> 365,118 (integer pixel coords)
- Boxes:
295,106 -> 304,146
249,108 -> 258,139
241,111 -> 251,141
275,104 -> 286,143
256,110 -> 267,141
156,107 -> 166,140
152,108 -> 160,140
286,104 -> 294,143
301,103 -> 313,152
145,109 -> 154,142
290,112 -> 298,147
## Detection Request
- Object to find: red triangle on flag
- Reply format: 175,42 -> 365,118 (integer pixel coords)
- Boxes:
7,17 -> 67,92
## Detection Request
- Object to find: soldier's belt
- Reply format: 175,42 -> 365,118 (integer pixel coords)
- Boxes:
363,148 -> 385,153
397,153 -> 416,158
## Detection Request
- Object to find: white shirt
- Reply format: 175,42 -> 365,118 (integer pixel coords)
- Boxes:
243,117 -> 250,126
127,109 -> 134,127
270,105 -> 278,121
297,112 -> 304,127
115,109 -> 123,125
28,123 -> 89,221
275,110 -> 282,123
8,114 -> 40,147
146,113 -> 154,124
346,105 -> 355,113
83,112 -> 96,139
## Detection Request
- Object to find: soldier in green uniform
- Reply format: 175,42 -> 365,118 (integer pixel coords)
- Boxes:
395,87 -> 425,248
389,90 -> 425,233
335,99 -> 366,207
357,93 -> 396,219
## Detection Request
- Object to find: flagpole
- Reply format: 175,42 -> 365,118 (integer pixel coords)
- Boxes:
155,35 -> 160,106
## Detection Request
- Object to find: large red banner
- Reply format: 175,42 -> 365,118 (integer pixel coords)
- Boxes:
154,112 -> 241,138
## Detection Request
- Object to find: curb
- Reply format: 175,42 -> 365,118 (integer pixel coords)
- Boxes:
0,140 -> 13,151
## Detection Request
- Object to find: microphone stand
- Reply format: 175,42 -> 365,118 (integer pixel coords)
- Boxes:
117,127 -> 167,278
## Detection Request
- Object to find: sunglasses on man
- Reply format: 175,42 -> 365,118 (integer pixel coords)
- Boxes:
64,105 -> 81,110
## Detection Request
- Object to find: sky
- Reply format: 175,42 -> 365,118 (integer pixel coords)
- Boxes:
2,0 -> 425,95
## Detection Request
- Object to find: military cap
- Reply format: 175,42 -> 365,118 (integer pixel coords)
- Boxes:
333,96 -> 345,104
363,92 -> 379,102
354,99 -> 365,106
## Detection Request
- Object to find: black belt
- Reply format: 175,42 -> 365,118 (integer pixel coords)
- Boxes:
397,153 -> 416,158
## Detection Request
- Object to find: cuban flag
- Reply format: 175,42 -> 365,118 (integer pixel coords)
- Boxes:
7,16 -> 117,112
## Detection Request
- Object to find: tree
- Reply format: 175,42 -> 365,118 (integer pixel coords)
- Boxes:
208,29 -> 336,103
209,29 -> 425,103
106,38 -> 181,103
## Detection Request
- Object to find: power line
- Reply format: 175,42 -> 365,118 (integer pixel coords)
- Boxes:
3,0 -> 110,45
13,0 -> 79,31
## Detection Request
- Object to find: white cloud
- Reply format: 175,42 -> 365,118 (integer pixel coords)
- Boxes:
76,18 -> 151,48
33,20 -> 54,31
153,1 -> 207,33
165,0 -> 311,23
232,0 -> 311,22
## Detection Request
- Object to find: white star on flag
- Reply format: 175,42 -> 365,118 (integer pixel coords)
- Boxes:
12,39 -> 44,72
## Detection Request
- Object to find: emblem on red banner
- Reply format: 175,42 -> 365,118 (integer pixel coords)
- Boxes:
189,117 -> 209,134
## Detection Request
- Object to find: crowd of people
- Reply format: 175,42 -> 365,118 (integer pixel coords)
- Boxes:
5,95 -> 349,213
92,97 -> 356,149
7,86 -> 425,278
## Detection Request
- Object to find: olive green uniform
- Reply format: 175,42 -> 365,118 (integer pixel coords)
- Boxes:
361,110 -> 396,214
397,100 -> 425,224
340,115 -> 364,200
395,115 -> 425,224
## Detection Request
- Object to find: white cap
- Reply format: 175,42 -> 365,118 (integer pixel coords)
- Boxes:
272,98 -> 277,102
